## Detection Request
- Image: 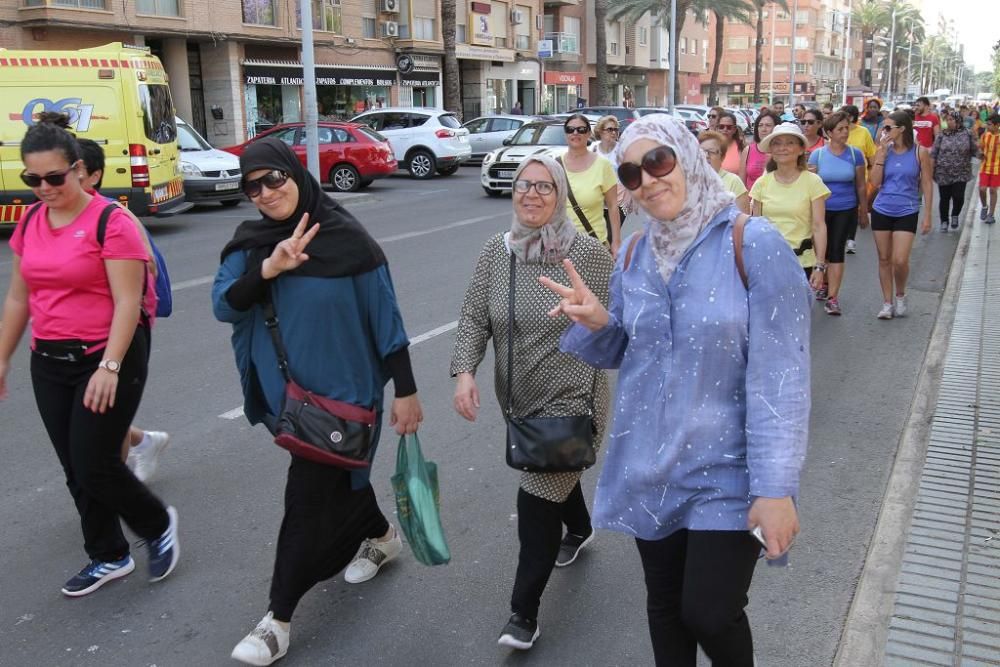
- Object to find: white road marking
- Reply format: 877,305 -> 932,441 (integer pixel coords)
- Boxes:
218,319 -> 460,420
171,276 -> 214,291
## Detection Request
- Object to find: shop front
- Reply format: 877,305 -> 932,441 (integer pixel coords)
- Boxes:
456,43 -> 530,119
543,71 -> 584,114
398,55 -> 442,108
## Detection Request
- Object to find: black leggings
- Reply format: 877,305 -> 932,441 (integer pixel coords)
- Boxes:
938,181 -> 968,220
510,483 -> 591,619
30,327 -> 168,563
826,208 -> 858,263
635,529 -> 761,667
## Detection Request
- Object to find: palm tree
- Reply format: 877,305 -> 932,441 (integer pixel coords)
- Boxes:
608,0 -> 693,105
852,0 -> 889,88
751,0 -> 788,104
441,0 -> 461,117
875,0 -> 922,97
705,0 -> 755,105
595,0 -> 611,105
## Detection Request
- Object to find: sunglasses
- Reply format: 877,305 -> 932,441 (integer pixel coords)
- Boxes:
602,127 -> 620,134
707,114 -> 718,119
20,162 -> 80,188
243,170 -> 290,198
565,125 -> 590,135
617,146 -> 677,191
718,124 -> 736,131
882,125 -> 898,132
513,179 -> 556,195
799,119 -> 817,125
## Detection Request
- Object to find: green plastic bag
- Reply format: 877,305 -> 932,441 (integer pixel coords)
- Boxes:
391,434 -> 451,566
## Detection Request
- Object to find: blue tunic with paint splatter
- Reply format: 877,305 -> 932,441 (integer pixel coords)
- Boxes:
561,206 -> 811,540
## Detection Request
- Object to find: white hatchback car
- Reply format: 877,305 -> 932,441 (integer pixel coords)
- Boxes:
351,107 -> 471,179
175,117 -> 243,207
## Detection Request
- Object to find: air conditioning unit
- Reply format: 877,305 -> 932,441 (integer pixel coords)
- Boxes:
535,14 -> 543,30
380,0 -> 398,13
382,21 -> 399,37
510,9 -> 524,24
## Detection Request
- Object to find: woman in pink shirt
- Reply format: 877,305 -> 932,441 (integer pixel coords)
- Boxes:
741,111 -> 781,191
0,114 -> 178,598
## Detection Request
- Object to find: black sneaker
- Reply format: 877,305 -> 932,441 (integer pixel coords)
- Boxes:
951,215 -> 960,230
498,614 -> 539,650
147,505 -> 179,582
61,555 -> 135,597
555,530 -> 594,568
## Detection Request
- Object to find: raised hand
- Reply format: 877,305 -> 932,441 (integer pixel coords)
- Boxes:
537,258 -> 610,332
262,213 -> 321,279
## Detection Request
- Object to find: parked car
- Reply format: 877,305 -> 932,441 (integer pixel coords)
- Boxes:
351,107 -> 471,179
463,114 -> 543,162
480,120 -> 570,197
175,117 -> 243,207
634,108 -> 707,136
221,121 -> 397,192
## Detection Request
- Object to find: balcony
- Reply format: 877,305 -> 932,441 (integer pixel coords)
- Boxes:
543,0 -> 577,6
544,32 -> 580,62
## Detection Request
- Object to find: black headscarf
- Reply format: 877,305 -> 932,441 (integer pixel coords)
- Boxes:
220,137 -> 386,277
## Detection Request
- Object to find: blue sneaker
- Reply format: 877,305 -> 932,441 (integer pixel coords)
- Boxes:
147,505 -> 179,582
61,555 -> 135,597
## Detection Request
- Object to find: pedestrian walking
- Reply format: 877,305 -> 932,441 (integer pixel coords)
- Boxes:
590,115 -> 632,226
740,111 -> 780,191
822,101 -> 835,120
800,108 -> 826,154
540,114 -> 811,667
0,113 -> 179,598
869,111 -> 934,319
979,114 -> 1000,224
913,97 -> 942,150
699,130 -> 750,213
861,98 -> 885,141
808,112 -> 868,315
931,110 -> 978,232
717,111 -> 745,173
451,154 -> 614,651
559,114 -> 621,255
707,106 -> 725,131
842,105 -> 877,254
213,138 -> 423,666
750,123 -> 830,292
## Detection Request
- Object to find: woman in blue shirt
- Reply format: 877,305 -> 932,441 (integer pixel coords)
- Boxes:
808,112 -> 869,315
213,139 -> 423,666
540,115 -> 811,667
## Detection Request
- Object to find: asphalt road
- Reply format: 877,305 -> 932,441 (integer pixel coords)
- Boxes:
0,166 -> 965,666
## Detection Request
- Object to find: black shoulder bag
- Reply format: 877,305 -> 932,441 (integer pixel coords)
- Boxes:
263,295 -> 377,469
504,253 -> 597,472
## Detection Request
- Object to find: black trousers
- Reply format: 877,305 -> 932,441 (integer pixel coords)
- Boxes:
269,456 -> 390,621
30,327 -> 168,562
635,530 -> 761,667
510,483 -> 591,619
938,181 -> 968,220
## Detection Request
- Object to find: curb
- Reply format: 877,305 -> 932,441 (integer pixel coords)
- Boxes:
833,202 -> 976,666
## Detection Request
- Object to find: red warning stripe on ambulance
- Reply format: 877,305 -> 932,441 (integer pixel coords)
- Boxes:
0,57 -> 163,71
0,205 -> 29,224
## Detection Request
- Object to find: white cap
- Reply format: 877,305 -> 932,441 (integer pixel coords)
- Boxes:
758,122 -> 807,153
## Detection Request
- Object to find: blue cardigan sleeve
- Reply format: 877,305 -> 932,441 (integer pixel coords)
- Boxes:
212,251 -> 253,324
355,265 -> 410,360
742,218 -> 812,498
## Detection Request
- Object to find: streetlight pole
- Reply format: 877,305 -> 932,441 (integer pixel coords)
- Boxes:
300,0 -> 320,181
886,6 -> 896,99
769,2 -> 777,105
841,3 -> 852,106
905,17 -> 913,99
789,0 -> 799,107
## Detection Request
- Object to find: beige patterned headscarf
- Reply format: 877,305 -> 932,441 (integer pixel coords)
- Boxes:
508,154 -> 579,264
615,114 -> 735,285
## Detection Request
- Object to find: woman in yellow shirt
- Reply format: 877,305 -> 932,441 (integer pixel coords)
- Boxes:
750,122 -> 829,291
559,114 -> 621,255
698,130 -> 750,213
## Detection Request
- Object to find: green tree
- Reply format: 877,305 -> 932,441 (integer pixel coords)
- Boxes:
993,40 -> 1000,97
876,0 -> 922,97
706,0 -> 756,105
852,0 -> 890,88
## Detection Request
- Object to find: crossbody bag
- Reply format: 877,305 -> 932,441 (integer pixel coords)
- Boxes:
557,155 -> 610,249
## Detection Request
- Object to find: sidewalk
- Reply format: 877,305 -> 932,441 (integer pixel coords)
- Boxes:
836,203 -> 1000,666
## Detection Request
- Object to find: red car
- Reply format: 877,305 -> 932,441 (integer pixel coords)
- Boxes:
222,122 -> 397,192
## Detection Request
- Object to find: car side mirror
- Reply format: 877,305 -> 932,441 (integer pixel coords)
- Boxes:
502,137 -> 513,145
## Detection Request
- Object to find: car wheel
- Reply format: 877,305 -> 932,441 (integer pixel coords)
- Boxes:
483,187 -> 503,198
408,150 -> 436,179
220,199 -> 241,207
437,165 -> 459,176
330,164 -> 361,192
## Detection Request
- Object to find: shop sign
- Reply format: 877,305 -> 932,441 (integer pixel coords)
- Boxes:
470,11 -> 492,46
411,54 -> 441,71
538,39 -> 553,59
455,43 -> 515,63
244,65 -> 395,87
543,71 -> 584,85
401,71 -> 441,86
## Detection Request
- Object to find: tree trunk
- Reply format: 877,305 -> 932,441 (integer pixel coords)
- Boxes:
595,0 -> 609,105
673,2 -> 690,104
442,0 -> 462,118
708,10 -> 724,105
753,3 -> 764,104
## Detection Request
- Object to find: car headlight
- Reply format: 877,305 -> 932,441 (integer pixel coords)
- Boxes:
180,161 -> 202,176
483,151 -> 497,165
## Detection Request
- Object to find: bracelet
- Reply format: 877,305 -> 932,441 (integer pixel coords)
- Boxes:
814,263 -> 828,272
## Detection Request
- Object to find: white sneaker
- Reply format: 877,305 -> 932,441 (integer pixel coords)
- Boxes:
344,525 -> 403,584
894,295 -> 907,318
128,431 -> 170,482
846,239 -> 857,254
231,612 -> 289,666
877,302 -> 894,320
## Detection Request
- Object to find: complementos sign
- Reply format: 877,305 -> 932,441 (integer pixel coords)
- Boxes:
244,66 -> 395,87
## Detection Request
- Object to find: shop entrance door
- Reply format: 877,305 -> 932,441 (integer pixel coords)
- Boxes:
517,81 -> 536,115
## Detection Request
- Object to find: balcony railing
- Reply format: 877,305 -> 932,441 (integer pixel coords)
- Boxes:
544,32 -> 579,54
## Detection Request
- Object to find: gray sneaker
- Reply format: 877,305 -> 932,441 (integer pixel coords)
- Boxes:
950,215 -> 960,230
894,295 -> 907,318
982,206 -> 989,221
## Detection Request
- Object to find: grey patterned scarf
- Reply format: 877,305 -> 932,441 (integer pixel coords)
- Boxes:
508,154 -> 579,264
615,115 -> 735,285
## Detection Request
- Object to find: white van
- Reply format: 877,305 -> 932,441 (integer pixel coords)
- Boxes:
176,117 -> 242,207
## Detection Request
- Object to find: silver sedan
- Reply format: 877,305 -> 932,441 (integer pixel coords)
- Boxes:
462,115 -> 542,162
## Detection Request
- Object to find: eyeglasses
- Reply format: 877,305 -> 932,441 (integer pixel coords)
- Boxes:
20,162 -> 80,188
707,114 -> 718,119
718,124 -> 736,131
700,146 -> 722,157
882,125 -> 898,132
243,169 -> 290,198
617,145 -> 677,191
564,125 -> 590,135
602,127 -> 620,134
513,179 -> 556,195
799,119 -> 817,125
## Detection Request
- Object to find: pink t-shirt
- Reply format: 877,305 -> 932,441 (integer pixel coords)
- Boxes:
745,142 -> 768,191
9,196 -> 154,342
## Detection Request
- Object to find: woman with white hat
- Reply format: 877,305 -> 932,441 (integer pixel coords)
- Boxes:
750,122 -> 830,291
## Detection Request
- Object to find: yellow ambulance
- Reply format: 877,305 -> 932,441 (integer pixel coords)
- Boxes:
0,42 -> 190,224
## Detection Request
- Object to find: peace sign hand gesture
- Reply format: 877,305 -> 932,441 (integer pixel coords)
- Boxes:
537,259 -> 610,332
262,213 -> 321,279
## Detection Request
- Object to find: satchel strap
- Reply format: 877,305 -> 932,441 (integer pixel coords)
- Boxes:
556,156 -> 600,241
733,213 -> 749,290
623,232 -> 641,271
262,296 -> 294,384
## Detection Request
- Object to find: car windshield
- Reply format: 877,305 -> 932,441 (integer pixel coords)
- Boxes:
438,114 -> 462,129
176,123 -> 211,151
511,125 -> 567,146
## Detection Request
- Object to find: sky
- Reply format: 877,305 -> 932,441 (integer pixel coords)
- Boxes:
918,0 -> 994,73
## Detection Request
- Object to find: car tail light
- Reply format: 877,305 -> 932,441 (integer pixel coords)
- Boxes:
435,129 -> 456,138
129,143 -> 150,187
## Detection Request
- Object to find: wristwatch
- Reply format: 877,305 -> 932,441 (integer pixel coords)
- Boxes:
814,263 -> 828,272
98,359 -> 121,374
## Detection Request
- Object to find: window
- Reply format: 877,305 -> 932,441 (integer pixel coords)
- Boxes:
457,24 -> 466,43
136,0 -> 179,15
691,39 -> 698,55
362,17 -> 377,38
728,36 -> 749,50
794,36 -> 809,49
413,16 -> 435,39
464,118 -> 489,133
680,37 -> 687,54
397,0 -> 410,38
773,36 -> 790,46
772,63 -> 788,71
138,84 -> 176,144
563,16 -> 580,37
24,0 -> 106,6
297,0 -> 342,33
272,127 -> 298,144
776,10 -> 790,19
408,113 -> 431,127
243,0 -> 277,25
726,62 -> 748,75
491,1 -> 508,47
516,34 -> 531,49
489,118 -> 520,132
794,62 -> 807,73
609,41 -> 618,56
177,124 -> 210,151
795,10 -> 809,24
638,27 -> 648,47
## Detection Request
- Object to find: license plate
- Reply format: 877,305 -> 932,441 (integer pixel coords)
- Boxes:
215,182 -> 240,191
153,186 -> 167,202
498,170 -> 514,178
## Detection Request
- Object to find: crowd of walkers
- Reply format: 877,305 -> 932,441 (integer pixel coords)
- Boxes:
0,98 -> 995,666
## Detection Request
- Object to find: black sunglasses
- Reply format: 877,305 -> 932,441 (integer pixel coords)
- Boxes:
799,119 -> 818,125
718,124 -> 736,130
243,170 -> 290,198
564,125 -> 590,135
20,162 -> 80,188
617,146 -> 677,191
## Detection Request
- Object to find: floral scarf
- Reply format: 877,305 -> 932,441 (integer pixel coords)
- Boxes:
508,154 -> 579,264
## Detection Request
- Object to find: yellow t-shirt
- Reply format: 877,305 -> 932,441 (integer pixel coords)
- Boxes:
848,124 -> 877,168
564,156 -> 618,243
749,170 -> 831,268
720,170 -> 748,198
